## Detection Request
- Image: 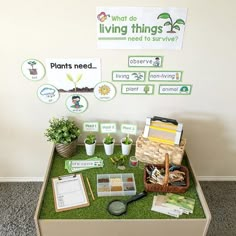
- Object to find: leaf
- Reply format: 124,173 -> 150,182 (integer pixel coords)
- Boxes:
175,19 -> 185,25
157,13 -> 170,19
173,25 -> 180,31
76,74 -> 83,82
66,73 -> 74,82
164,22 -> 171,26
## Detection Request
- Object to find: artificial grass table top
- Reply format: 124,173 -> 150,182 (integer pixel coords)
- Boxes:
39,145 -> 206,220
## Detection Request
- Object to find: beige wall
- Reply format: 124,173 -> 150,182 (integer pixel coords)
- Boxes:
0,0 -> 235,179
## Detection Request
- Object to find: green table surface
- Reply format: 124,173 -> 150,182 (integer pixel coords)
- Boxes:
39,145 -> 205,220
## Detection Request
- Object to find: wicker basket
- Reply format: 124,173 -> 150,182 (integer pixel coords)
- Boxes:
144,153 -> 189,193
55,139 -> 78,158
135,135 -> 186,165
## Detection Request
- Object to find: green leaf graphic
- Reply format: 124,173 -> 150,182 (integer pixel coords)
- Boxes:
175,19 -> 185,25
157,13 -> 171,19
173,25 -> 180,31
164,22 -> 171,26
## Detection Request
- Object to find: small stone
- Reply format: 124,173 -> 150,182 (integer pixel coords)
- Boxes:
117,165 -> 126,170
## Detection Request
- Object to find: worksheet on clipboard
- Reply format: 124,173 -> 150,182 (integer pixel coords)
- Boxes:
52,174 -> 90,212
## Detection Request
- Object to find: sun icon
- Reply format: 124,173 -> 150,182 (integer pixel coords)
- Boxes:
98,85 -> 111,95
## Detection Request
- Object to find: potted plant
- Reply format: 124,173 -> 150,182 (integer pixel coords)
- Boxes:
121,135 -> 133,155
45,117 -> 80,158
103,134 -> 115,156
84,134 -> 96,156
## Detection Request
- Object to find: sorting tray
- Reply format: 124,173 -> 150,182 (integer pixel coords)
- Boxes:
97,173 -> 136,197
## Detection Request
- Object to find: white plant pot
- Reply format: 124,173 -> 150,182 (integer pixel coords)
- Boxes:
84,140 -> 96,156
103,139 -> 115,156
121,138 -> 133,155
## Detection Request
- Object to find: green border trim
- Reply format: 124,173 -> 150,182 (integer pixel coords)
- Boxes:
112,70 -> 146,82
21,58 -> 46,81
128,55 -> 164,68
121,84 -> 155,95
37,84 -> 60,104
94,81 -> 117,102
148,70 -> 183,82
65,94 -> 88,113
158,84 -> 192,95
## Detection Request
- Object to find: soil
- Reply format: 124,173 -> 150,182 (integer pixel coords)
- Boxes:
58,87 -> 94,93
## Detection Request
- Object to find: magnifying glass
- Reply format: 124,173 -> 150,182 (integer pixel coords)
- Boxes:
107,191 -> 147,216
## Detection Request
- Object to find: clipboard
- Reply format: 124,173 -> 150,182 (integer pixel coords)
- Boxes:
52,173 -> 90,212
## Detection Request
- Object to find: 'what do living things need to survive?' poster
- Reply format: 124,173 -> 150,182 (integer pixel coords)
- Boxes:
96,7 -> 187,49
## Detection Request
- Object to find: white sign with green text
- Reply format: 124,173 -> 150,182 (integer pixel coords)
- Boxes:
100,123 -> 117,133
96,7 -> 187,49
121,84 -> 154,95
120,124 -> 137,135
149,71 -> 183,82
159,84 -> 192,95
83,122 -> 99,132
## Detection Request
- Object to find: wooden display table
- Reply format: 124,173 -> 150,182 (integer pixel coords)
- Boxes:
34,145 -> 211,236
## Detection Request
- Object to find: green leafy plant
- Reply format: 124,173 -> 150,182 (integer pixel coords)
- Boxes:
132,72 -> 144,80
28,60 -> 37,69
85,134 -> 96,145
157,13 -> 185,33
122,135 -> 132,145
66,73 -> 83,92
103,134 -> 114,145
45,117 -> 80,144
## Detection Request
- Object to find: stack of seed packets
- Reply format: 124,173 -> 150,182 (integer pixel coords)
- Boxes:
151,193 -> 195,218
65,157 -> 104,173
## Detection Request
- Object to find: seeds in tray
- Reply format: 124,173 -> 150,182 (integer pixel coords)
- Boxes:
126,177 -> 133,182
124,185 -> 135,191
98,187 -> 110,192
111,186 -> 122,191
98,178 -> 109,183
110,178 -> 122,184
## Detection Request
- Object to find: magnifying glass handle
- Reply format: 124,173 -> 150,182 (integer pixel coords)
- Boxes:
126,191 -> 147,205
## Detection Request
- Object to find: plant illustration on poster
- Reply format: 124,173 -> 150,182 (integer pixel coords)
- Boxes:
112,71 -> 146,82
94,81 -> 116,101
37,84 -> 60,104
96,7 -> 187,49
45,58 -> 101,93
66,94 -> 88,113
21,59 -> 46,81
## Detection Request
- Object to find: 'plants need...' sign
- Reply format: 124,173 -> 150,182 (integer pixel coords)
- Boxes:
96,7 -> 187,49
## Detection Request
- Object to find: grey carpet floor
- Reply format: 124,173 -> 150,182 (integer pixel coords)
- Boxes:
0,181 -> 235,236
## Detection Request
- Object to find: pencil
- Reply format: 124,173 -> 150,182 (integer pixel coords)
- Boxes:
86,177 -> 95,201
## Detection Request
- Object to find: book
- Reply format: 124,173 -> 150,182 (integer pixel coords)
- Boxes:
151,195 -> 182,218
163,193 -> 195,214
151,194 -> 195,217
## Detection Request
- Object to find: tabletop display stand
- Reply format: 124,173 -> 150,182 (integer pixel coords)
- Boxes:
34,145 -> 211,236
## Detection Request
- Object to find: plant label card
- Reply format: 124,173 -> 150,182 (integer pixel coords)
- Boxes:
52,174 -> 90,212
121,124 -> 137,135
100,123 -> 117,133
45,58 -> 101,93
83,122 -> 99,132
